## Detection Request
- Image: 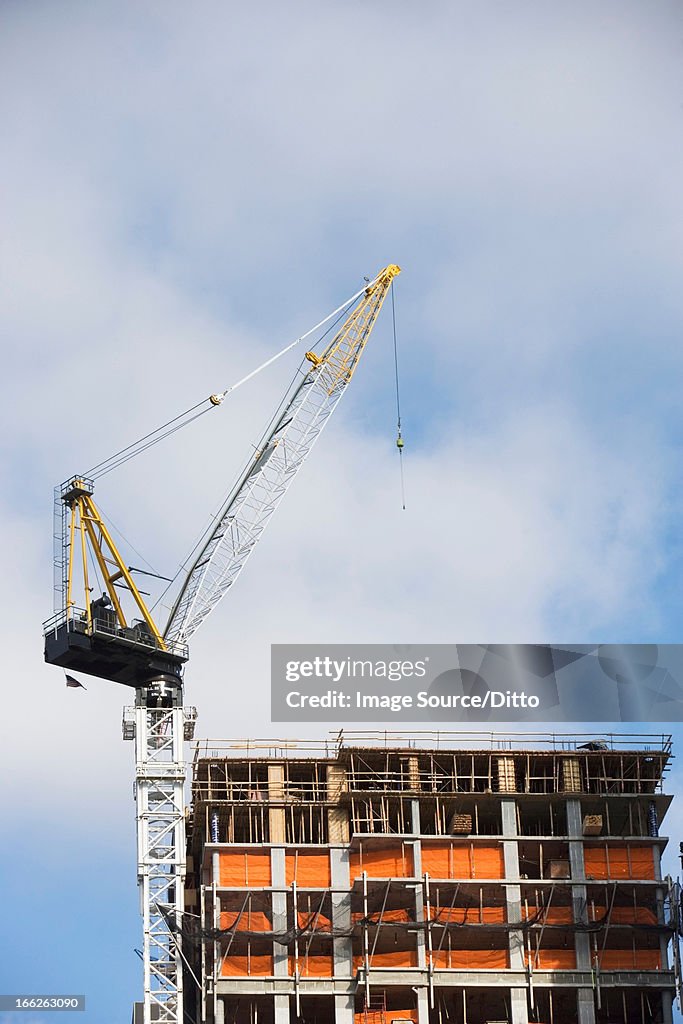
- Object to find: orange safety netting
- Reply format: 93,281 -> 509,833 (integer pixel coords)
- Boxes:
596,949 -> 661,970
584,845 -> 655,880
525,949 -> 577,970
288,954 -> 334,977
429,905 -> 506,924
221,954 -> 273,976
352,908 -> 412,924
353,950 -> 419,970
297,910 -> 333,931
219,851 -> 271,887
286,850 -> 331,888
220,910 -> 272,932
421,842 -> 504,879
350,846 -> 414,880
431,949 -> 509,969
589,906 -> 658,925
521,906 -> 573,924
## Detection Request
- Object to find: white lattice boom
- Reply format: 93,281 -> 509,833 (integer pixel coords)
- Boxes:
164,264 -> 400,645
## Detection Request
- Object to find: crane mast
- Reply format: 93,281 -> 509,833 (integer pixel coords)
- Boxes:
42,264 -> 400,1024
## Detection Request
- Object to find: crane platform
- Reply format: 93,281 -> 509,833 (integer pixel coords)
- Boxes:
43,608 -> 188,687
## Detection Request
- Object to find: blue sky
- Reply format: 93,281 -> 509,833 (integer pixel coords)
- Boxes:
2,2 -> 683,1021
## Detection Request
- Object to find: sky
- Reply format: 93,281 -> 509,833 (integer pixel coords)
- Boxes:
1,1 -> 683,1021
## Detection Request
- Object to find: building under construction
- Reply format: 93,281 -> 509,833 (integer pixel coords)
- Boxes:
182,732 -> 680,1024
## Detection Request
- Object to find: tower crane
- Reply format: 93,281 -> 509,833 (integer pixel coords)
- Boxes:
42,264 -> 401,1024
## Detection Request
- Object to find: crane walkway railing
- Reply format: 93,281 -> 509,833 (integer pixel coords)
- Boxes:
43,605 -> 189,662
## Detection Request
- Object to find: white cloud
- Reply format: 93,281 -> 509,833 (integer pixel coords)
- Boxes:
1,8 -> 683,1016
0,392 -> 672,824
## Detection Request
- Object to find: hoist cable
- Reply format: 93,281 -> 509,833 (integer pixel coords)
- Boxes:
150,297 -> 360,620
391,284 -> 402,430
391,283 -> 406,510
84,276 -> 378,481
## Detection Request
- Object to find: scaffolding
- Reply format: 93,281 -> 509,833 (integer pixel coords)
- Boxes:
183,733 -> 678,1024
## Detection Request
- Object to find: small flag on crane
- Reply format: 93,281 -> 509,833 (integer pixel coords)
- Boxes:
65,673 -> 87,690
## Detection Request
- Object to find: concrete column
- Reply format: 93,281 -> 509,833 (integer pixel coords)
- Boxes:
412,838 -> 427,974
212,850 -> 222,1022
566,798 -> 583,836
330,847 -> 354,1024
271,848 -> 289,977
653,843 -> 663,881
416,987 -> 429,1024
577,988 -> 596,1024
410,797 -> 421,835
661,990 -> 674,1024
334,994 -> 355,1024
506,882 -> 525,969
573,884 -> 592,971
566,798 -> 593,971
501,800 -> 524,971
410,837 -> 429,1024
657,885 -> 670,969
274,995 -> 290,1024
500,798 -> 517,838
509,988 -> 528,1024
567,798 -> 586,879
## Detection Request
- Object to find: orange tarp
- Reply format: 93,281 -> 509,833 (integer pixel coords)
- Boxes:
421,843 -> 469,878
589,906 -> 658,925
522,906 -> 573,924
286,850 -> 331,888
421,842 -> 504,879
630,848 -> 656,879
220,910 -> 272,932
219,851 -> 271,887
432,949 -> 509,969
525,949 -> 577,970
473,846 -> 505,877
429,905 -> 506,924
353,950 -> 419,970
352,908 -> 412,924
221,954 -> 273,976
355,1012 -> 417,1023
350,846 -> 414,880
297,910 -> 333,931
584,845 -> 655,881
289,954 -> 334,977
583,848 -> 608,879
596,950 -> 661,970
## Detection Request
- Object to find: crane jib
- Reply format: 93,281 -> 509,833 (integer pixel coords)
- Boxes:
163,266 -> 399,645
